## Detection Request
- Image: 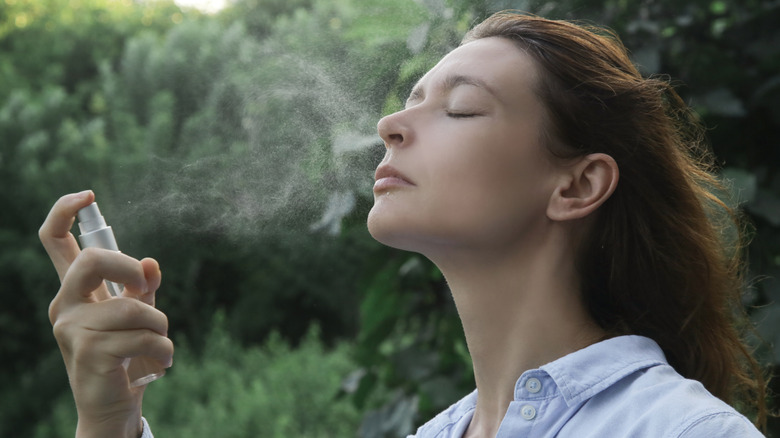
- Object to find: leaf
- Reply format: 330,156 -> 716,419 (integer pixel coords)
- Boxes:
357,262 -> 404,354
709,0 -> 728,15
353,371 -> 379,409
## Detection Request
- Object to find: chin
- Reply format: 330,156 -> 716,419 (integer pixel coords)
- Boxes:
367,206 -> 397,246
367,205 -> 417,251
367,209 -> 449,257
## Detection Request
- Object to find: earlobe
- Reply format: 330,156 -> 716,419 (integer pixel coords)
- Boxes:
547,153 -> 619,221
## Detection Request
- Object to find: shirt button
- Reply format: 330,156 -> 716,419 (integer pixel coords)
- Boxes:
520,404 -> 536,420
525,377 -> 542,394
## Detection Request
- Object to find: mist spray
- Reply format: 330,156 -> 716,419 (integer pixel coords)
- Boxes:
77,202 -> 165,387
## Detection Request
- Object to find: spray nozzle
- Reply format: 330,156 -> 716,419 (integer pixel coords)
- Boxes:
77,202 -> 119,253
78,202 -> 108,235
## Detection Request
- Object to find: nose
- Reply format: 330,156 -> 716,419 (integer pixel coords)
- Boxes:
377,110 -> 410,149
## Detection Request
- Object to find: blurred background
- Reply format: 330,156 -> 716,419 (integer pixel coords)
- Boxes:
1,0 -> 779,436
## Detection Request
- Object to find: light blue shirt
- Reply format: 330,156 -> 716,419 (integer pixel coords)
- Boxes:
141,417 -> 153,438
409,335 -> 763,438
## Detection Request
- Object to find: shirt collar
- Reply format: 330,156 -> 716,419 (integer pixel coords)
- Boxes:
523,335 -> 668,406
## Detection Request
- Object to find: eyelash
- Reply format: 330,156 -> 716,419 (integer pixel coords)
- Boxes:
446,112 -> 478,119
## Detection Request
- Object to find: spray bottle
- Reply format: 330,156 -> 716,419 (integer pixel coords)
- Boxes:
77,202 -> 165,387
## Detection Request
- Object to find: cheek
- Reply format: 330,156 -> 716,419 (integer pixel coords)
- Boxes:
437,134 -> 547,203
427,135 -> 554,235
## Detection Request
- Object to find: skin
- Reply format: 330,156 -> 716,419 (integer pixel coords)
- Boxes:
41,190 -> 173,438
368,37 -> 619,437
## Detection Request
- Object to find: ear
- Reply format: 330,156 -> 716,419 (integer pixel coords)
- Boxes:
547,153 -> 619,221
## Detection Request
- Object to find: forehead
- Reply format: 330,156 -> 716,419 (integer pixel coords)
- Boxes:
411,37 -> 541,103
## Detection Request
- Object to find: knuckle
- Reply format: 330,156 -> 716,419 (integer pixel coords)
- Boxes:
149,332 -> 175,358
48,296 -> 62,325
164,336 -> 175,355
51,316 -> 83,354
136,329 -> 163,355
51,318 -> 68,341
116,298 -> 144,321
50,299 -> 78,342
76,247 -> 102,267
160,312 -> 169,334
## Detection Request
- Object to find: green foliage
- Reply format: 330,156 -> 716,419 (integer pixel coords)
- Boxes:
0,0 -> 414,434
347,255 -> 473,437
217,0 -> 315,38
0,0 -> 184,102
33,316 -> 362,437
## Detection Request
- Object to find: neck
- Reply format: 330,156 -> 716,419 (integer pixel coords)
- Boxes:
429,227 -> 607,438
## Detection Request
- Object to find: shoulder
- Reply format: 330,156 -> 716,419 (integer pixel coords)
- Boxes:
567,363 -> 763,438
674,410 -> 764,438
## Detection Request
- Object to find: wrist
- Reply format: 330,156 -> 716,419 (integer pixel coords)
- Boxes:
75,412 -> 143,438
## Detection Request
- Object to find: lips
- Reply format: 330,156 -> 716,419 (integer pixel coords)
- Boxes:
374,165 -> 414,192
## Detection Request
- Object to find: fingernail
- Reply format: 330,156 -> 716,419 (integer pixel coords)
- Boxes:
76,189 -> 93,199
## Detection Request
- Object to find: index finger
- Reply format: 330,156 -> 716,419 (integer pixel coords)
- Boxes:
39,190 -> 96,281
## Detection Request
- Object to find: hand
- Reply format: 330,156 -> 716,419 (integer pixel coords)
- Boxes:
40,190 -> 174,438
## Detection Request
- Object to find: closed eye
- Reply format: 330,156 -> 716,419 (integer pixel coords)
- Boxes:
447,112 -> 479,118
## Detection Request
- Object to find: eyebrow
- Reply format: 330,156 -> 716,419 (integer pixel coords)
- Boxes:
406,74 -> 497,106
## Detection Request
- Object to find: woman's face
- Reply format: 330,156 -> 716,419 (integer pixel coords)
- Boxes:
367,37 -> 560,258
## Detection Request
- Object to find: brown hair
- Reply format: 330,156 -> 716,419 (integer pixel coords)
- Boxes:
463,11 -> 768,428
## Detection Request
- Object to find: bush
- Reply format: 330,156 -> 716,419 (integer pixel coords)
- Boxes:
33,315 -> 362,438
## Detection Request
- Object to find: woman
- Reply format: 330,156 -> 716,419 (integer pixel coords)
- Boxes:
41,12 -> 766,438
